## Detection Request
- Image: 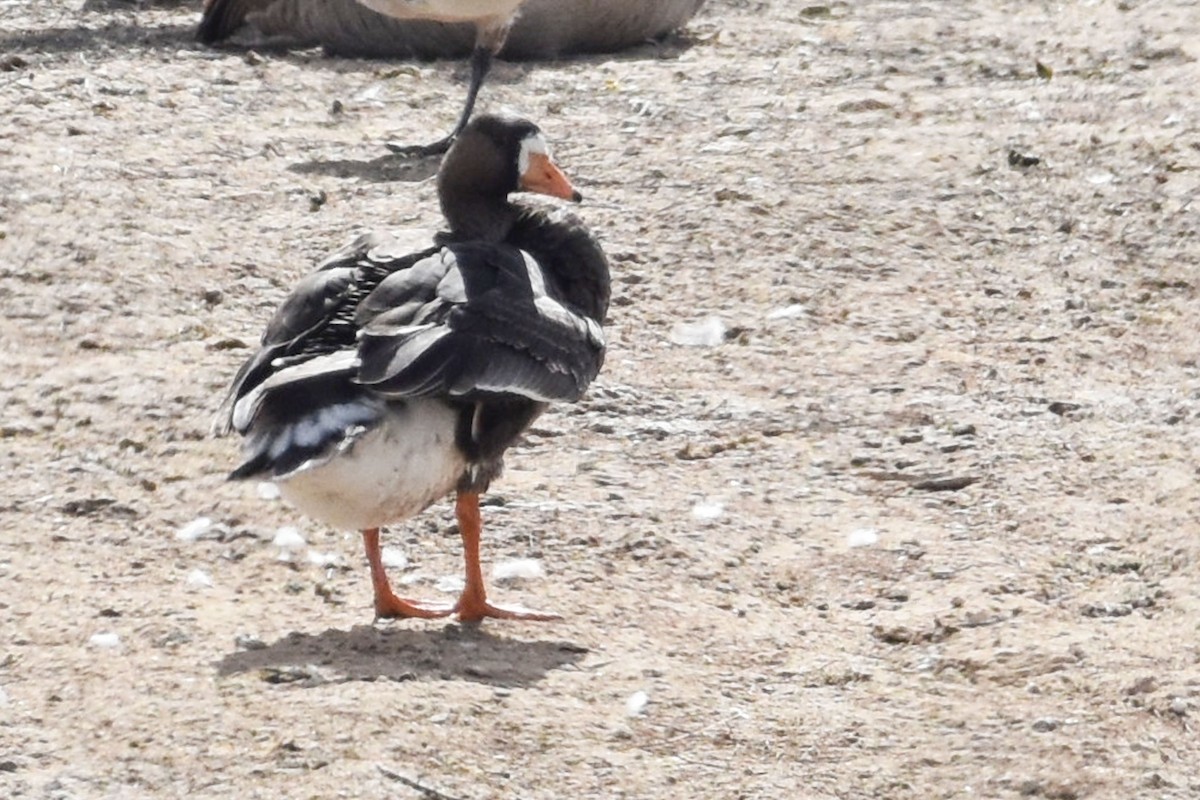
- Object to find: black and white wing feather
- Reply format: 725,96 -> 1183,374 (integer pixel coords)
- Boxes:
219,230 -> 605,481
219,232 -> 436,478
355,242 -> 607,403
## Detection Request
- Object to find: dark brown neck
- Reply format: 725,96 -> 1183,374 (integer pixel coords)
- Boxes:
440,194 -> 519,243
437,132 -> 519,242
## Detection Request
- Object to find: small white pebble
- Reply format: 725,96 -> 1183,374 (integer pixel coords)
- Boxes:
353,83 -> 385,103
176,517 -> 214,542
0,685 -> 9,707
381,547 -> 408,570
1169,698 -> 1188,716
272,526 -> 306,550
256,482 -> 281,501
306,550 -> 341,567
767,303 -> 809,320
88,632 -> 121,649
691,500 -> 725,521
491,558 -> 545,583
669,317 -> 726,347
847,528 -> 880,548
625,690 -> 650,718
186,568 -> 213,588
435,575 -> 465,593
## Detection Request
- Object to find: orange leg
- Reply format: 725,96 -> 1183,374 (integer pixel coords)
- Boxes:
362,528 -> 453,620
451,491 -> 561,623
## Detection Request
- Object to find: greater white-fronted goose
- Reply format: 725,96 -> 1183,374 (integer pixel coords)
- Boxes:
198,0 -> 706,58
219,113 -> 610,621
351,0 -> 525,155
197,0 -> 708,149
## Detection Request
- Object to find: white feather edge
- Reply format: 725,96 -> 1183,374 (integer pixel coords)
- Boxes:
519,251 -> 606,346
231,350 -> 360,433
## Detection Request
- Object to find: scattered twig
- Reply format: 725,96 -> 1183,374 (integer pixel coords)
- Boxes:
670,752 -> 733,771
377,765 -> 468,800
859,471 -> 980,492
657,708 -> 750,746
911,475 -> 979,492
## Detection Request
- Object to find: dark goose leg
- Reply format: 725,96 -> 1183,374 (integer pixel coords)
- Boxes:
386,44 -> 495,157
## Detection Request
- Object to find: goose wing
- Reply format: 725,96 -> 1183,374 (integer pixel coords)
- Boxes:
219,233 -> 603,478
355,241 -> 606,403
217,232 -> 437,430
218,233 -> 437,479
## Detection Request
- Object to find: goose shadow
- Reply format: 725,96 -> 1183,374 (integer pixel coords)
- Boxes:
0,22 -> 197,56
216,624 -> 589,688
287,152 -> 441,183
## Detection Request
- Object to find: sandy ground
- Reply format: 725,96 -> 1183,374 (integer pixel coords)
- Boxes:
2,1 -> 1200,798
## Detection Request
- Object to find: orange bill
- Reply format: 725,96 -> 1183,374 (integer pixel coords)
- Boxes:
520,152 -> 583,202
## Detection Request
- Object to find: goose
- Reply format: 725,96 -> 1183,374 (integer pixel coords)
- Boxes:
196,0 -> 708,149
218,113 -> 610,621
198,0 -> 706,59
351,0 -> 525,155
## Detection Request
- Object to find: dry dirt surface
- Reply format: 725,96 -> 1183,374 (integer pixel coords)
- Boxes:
2,1 -> 1199,798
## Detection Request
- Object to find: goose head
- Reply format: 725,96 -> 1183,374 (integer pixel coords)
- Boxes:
437,114 -> 581,241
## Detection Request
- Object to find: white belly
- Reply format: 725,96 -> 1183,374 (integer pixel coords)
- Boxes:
276,400 -> 467,531
355,0 -> 524,24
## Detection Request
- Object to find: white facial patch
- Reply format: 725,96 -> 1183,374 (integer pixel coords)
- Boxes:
517,133 -> 549,177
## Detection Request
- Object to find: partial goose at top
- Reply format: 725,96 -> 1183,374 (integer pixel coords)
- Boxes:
218,113 -> 611,622
350,0 -> 526,155
198,0 -> 706,58
197,0 -> 707,152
